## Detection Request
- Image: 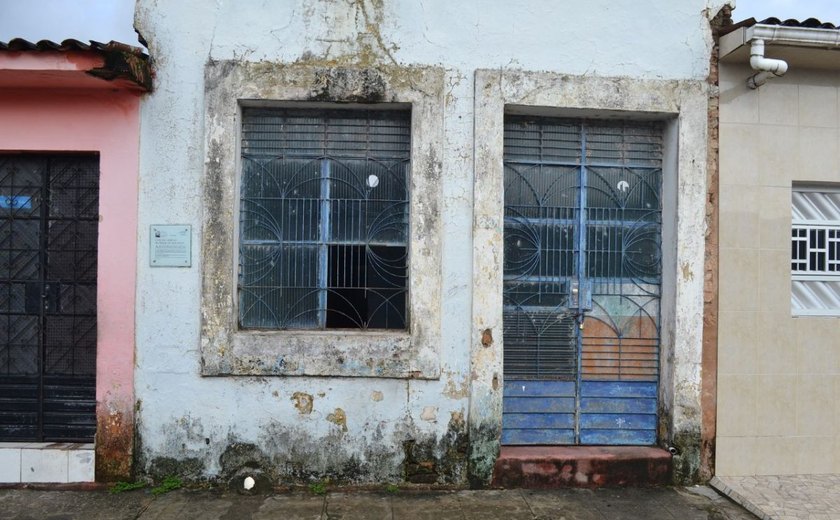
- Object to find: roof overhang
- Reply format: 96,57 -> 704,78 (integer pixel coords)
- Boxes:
720,23 -> 840,70
0,39 -> 152,92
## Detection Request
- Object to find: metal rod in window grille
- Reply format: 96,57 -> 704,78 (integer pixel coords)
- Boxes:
574,123 -> 587,443
319,159 -> 330,328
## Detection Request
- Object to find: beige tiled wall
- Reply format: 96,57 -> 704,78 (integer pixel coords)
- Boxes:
717,63 -> 840,476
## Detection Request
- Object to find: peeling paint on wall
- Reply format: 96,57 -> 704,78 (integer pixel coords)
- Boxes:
133,0 -> 719,487
420,406 -> 437,422
292,392 -> 314,415
95,402 -> 134,481
442,376 -> 469,400
327,408 -> 348,432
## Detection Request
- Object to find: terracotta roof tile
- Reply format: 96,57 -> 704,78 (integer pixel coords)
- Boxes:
757,17 -> 838,30
0,38 -> 152,91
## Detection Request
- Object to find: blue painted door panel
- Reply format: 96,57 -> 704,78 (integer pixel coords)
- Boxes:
577,381 -> 658,444
502,380 -> 658,445
580,381 -> 657,398
502,428 -> 576,445
502,379 -> 577,445
503,397 -> 575,414
504,380 -> 576,397
579,397 -> 657,414
579,429 -> 656,445
504,413 -> 575,430
579,413 -> 657,430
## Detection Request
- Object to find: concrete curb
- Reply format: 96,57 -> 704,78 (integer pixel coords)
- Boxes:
710,476 -> 773,520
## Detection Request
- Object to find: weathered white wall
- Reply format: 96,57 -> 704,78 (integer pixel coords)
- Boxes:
134,0 -> 726,485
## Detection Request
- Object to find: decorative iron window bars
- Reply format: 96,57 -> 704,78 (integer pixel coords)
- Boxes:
238,108 -> 410,330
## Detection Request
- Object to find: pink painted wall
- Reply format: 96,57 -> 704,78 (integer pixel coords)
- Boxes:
0,51 -> 103,71
0,87 -> 139,473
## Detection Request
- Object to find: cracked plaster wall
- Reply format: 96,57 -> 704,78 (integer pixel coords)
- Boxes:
133,0 -> 727,485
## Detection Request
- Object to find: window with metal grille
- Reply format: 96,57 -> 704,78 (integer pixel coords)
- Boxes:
238,108 -> 410,330
792,226 -> 840,274
792,187 -> 840,315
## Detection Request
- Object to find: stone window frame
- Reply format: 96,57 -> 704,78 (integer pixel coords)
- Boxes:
200,62 -> 445,378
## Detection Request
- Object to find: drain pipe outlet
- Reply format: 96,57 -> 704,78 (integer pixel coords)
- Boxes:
747,39 -> 788,89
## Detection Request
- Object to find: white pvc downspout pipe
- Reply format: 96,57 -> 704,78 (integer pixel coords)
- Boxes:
747,39 -> 788,89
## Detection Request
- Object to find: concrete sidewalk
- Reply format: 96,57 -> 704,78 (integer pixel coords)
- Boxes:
0,486 -> 757,520
711,474 -> 840,520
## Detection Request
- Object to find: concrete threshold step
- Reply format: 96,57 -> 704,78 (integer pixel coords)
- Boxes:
492,446 -> 672,488
0,442 -> 94,484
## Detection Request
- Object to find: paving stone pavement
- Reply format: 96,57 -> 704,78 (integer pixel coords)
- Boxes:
711,475 -> 840,520
0,486 -> 757,520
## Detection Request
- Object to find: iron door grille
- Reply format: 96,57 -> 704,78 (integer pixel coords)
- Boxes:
502,117 -> 663,446
503,118 -> 582,380
239,108 -> 410,330
0,155 -> 98,442
581,121 -> 662,383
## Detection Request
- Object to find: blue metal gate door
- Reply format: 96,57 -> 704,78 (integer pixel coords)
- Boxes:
501,117 -> 662,446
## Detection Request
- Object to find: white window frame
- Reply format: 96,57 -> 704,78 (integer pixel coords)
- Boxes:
791,185 -> 840,316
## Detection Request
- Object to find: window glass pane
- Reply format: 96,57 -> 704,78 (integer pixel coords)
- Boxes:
328,160 -> 408,244
241,158 -> 321,243
326,245 -> 407,329
504,222 -> 576,280
585,123 -> 663,168
504,119 -> 581,164
585,222 -> 660,280
504,164 -> 579,215
503,280 -> 569,309
239,244 -> 320,328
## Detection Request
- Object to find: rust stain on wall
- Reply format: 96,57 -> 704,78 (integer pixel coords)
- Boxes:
420,406 -> 437,422
327,408 -> 348,432
442,375 -> 469,399
95,407 -> 133,482
681,262 -> 694,281
291,392 -> 314,415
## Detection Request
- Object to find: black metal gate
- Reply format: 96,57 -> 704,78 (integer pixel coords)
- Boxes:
0,155 -> 98,442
